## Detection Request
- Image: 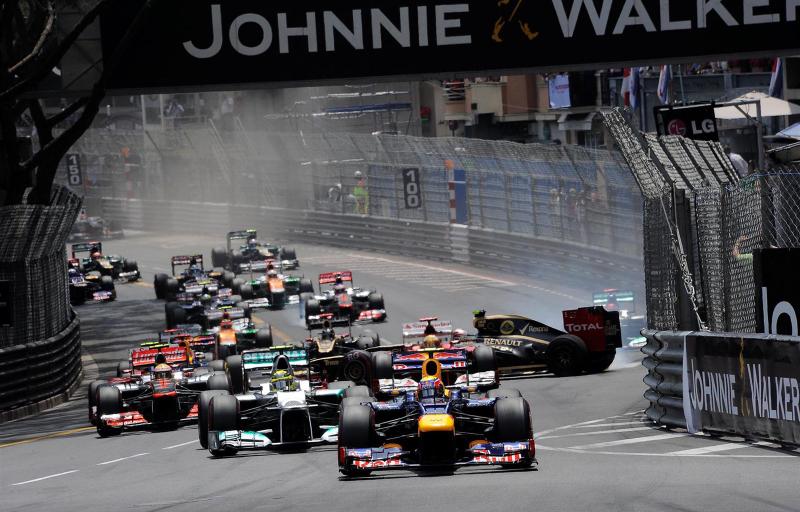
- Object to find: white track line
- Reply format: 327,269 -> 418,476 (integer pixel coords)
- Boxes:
96,452 -> 149,465
569,433 -> 686,450
11,470 -> 79,486
162,440 -> 196,450
666,443 -> 750,456
538,426 -> 654,440
576,421 -> 650,428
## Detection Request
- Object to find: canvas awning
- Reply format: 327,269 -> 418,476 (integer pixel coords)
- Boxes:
714,91 -> 800,120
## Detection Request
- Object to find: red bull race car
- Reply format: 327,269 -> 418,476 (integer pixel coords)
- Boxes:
337,353 -> 535,476
153,254 -> 233,301
303,271 -> 386,329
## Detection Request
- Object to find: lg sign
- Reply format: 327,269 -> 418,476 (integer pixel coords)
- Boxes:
655,105 -> 719,142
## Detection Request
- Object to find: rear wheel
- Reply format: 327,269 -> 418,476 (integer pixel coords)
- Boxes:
255,327 -> 272,348
305,299 -> 321,320
100,276 -> 114,292
165,278 -> 179,301
116,361 -> 131,377
367,293 -> 384,310
87,380 -> 105,425
342,351 -> 370,385
209,395 -> 240,456
235,301 -> 252,319
587,351 -> 616,374
209,359 -> 225,372
239,283 -> 254,301
344,385 -> 373,398
471,345 -> 496,373
281,247 -> 297,261
546,335 -> 589,377
231,278 -> 244,296
212,247 -> 228,269
154,273 -> 168,299
222,271 -> 235,288
225,355 -> 244,394
371,352 -> 393,380
207,373 -> 230,391
198,390 -> 230,448
299,279 -> 314,294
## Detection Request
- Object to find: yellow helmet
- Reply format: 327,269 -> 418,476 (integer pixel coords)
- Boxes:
423,334 -> 440,348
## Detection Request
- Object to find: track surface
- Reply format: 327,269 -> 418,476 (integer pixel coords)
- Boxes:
2,233 -> 798,512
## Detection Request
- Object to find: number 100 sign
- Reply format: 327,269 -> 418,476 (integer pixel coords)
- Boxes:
402,168 -> 422,209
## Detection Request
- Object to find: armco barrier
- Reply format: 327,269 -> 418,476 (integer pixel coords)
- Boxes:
642,330 -> 686,429
100,198 -> 644,290
0,313 -> 81,420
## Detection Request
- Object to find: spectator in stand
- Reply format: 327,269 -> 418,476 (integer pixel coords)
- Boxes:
353,171 -> 368,215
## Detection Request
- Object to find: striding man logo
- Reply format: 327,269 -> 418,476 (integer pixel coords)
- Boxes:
492,0 -> 539,43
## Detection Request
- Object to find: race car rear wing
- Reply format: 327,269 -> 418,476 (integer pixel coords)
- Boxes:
71,241 -> 101,257
402,319 -> 454,345
241,347 -> 309,371
172,254 -> 203,272
227,229 -> 257,250
318,271 -> 352,285
130,346 -> 191,368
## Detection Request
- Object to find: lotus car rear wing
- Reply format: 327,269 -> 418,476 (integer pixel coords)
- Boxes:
71,241 -> 101,258
318,271 -> 353,285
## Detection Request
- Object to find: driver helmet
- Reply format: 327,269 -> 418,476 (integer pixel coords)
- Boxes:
321,327 -> 335,340
267,269 -> 278,278
220,311 -> 233,329
418,376 -> 445,401
422,334 -> 440,349
452,328 -> 466,341
68,268 -> 80,279
199,293 -> 212,307
247,240 -> 258,251
90,251 -> 102,261
153,363 -> 173,380
270,369 -> 297,392
334,274 -> 344,285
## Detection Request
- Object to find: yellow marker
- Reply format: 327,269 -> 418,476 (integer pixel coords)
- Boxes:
0,426 -> 95,449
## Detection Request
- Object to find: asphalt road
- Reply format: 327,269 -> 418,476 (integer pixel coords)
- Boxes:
2,232 -> 798,512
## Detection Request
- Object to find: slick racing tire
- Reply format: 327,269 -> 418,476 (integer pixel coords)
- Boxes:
586,351 -> 616,374
222,271 -> 236,289
280,247 -> 297,262
198,390 -> 231,449
255,327 -> 272,348
371,352 -> 393,380
344,385 -> 373,398
154,273 -> 169,299
231,278 -> 244,296
471,345 -> 496,373
225,355 -> 245,395
116,360 -> 131,377
239,283 -> 254,301
100,275 -> 114,292
165,302 -> 186,328
235,301 -> 252,320
357,333 -> 380,350
123,259 -> 139,277
299,279 -> 314,294
207,373 -> 231,391
367,292 -> 385,310
209,395 -> 240,456
165,278 -> 180,301
87,380 -> 105,425
342,351 -> 371,386
546,335 -> 589,377
69,286 -> 86,306
305,299 -> 321,319
487,388 -> 522,399
339,404 -> 375,449
299,292 -> 315,305
493,397 -> 532,442
96,385 -> 122,438
212,247 -> 228,269
340,396 -> 376,411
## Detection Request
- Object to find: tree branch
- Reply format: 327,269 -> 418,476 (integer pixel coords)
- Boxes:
0,0 -> 110,102
9,1 -> 55,74
28,99 -> 53,146
47,96 -> 89,127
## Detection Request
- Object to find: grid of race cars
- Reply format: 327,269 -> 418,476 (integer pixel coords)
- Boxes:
78,229 -> 642,477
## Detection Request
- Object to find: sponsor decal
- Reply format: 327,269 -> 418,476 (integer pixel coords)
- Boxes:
564,322 -> 603,333
482,337 -> 522,347
499,320 -> 516,335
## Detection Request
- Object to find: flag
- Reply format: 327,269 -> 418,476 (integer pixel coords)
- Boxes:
769,58 -> 783,98
657,65 -> 672,104
621,68 -> 631,106
630,67 -> 641,110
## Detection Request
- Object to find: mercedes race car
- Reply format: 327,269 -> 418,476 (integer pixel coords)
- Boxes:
463,307 -> 622,376
153,255 -> 232,301
303,271 -> 386,329
232,260 -> 314,309
88,344 -> 229,436
200,347 -> 354,455
337,355 -> 535,476
212,229 -> 299,273
70,242 -> 140,282
68,266 -> 116,305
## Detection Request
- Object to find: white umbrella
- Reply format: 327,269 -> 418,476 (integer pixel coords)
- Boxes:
715,91 -> 800,119
776,122 -> 800,139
